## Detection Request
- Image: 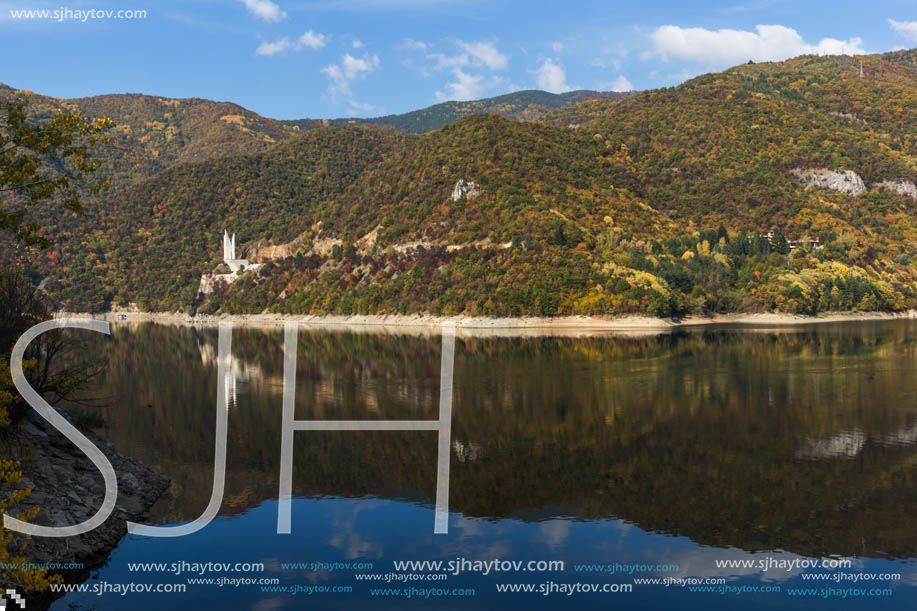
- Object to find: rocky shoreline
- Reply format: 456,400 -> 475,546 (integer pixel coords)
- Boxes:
6,408 -> 170,609
56,309 -> 917,338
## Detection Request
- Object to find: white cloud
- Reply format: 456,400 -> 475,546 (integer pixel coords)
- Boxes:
592,57 -> 622,71
430,52 -> 470,70
889,19 -> 917,41
417,40 -> 508,100
591,43 -> 628,70
608,75 -> 633,92
649,24 -> 867,65
551,41 -> 564,53
396,37 -> 428,52
534,58 -> 572,93
341,53 -> 380,78
256,39 -> 292,56
436,68 -> 485,101
347,99 -> 377,113
352,39 -> 365,48
397,39 -> 432,77
299,30 -> 327,50
241,0 -> 286,22
322,53 -> 380,114
256,30 -> 327,56
457,41 -> 508,70
426,40 -> 508,74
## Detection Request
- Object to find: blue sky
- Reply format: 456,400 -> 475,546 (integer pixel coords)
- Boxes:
1,0 -> 916,119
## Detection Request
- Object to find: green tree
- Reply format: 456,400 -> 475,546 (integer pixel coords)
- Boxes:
1,100 -> 113,247
772,230 -> 790,255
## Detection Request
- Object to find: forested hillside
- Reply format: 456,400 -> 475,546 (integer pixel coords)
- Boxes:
285,89 -> 633,134
0,84 -> 300,189
10,49 -> 917,317
32,127 -> 408,310
0,84 -> 629,192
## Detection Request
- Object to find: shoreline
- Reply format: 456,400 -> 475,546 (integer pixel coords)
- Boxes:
57,309 -> 917,337
12,409 -> 169,609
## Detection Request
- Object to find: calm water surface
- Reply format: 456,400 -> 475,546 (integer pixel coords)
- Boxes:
54,321 -> 917,609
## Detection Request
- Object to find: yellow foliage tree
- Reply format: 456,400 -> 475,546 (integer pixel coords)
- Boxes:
0,357 -> 62,592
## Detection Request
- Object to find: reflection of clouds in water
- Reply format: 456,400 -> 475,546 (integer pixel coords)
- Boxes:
535,519 -> 571,549
478,540 -> 513,559
260,557 -> 283,573
653,547 -> 861,582
305,568 -> 333,584
260,555 -> 333,584
432,516 -> 513,559
452,518 -> 486,539
252,596 -> 287,611
326,502 -> 384,559
900,568 -> 917,586
611,520 -> 636,545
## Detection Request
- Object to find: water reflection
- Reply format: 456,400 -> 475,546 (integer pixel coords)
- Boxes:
64,321 -> 917,563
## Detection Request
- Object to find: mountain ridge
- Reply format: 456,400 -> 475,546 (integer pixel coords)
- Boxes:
7,49 -> 917,317
283,89 -> 634,133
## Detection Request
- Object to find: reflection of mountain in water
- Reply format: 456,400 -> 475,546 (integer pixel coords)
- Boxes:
797,423 -> 917,459
70,321 -> 917,560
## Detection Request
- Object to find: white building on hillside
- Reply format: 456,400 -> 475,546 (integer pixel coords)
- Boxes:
199,230 -> 262,296
223,230 -> 251,272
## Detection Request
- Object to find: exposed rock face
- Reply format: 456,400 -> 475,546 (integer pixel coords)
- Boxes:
6,409 -> 169,603
245,234 -> 310,262
310,237 -> 343,256
828,111 -> 865,124
198,272 -> 239,296
246,239 -> 294,261
354,226 -> 382,255
790,168 -> 866,196
451,179 -> 480,201
875,180 -> 917,199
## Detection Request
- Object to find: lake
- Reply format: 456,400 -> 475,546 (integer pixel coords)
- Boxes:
53,320 -> 917,609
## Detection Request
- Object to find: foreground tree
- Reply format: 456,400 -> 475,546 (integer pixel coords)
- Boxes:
0,99 -> 112,594
1,99 -> 113,247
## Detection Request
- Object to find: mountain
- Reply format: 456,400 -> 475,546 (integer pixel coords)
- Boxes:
0,83 -> 301,189
0,84 -> 629,190
283,89 -> 634,134
31,126 -> 409,310
12,49 -> 917,317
